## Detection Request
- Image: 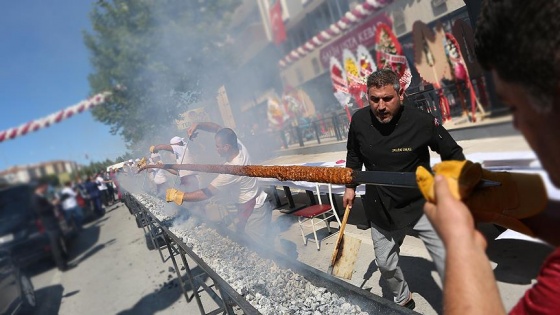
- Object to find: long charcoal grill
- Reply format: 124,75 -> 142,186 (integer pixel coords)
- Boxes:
125,192 -> 258,314
124,192 -> 418,315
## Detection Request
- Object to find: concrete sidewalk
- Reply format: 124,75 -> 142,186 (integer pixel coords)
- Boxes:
263,132 -> 553,314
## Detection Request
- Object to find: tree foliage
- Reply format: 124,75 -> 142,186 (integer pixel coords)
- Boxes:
84,0 -> 241,149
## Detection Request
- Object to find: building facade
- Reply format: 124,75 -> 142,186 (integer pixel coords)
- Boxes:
218,0 -> 502,133
0,160 -> 79,185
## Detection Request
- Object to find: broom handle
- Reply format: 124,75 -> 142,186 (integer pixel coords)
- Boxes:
330,204 -> 351,266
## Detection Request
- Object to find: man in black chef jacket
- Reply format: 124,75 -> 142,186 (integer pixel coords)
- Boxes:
343,69 -> 464,309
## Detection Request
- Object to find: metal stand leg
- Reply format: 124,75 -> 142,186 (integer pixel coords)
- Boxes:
167,240 -> 208,315
176,246 -> 206,314
148,221 -> 166,263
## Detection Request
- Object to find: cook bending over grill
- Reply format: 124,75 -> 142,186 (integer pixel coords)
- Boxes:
147,122 -> 272,243
149,136 -> 200,192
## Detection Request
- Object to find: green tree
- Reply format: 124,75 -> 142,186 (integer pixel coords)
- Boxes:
84,0 -> 241,149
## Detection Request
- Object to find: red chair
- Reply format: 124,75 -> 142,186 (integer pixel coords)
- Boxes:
291,183 -> 342,250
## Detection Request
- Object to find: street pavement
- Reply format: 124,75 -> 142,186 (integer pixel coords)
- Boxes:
25,125 -> 555,315
27,203 -> 203,315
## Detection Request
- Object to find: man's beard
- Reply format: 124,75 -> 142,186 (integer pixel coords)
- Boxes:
375,111 -> 392,124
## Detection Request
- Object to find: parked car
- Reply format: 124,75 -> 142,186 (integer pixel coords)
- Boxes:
0,249 -> 36,314
0,184 -> 77,271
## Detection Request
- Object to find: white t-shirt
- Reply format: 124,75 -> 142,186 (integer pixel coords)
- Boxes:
171,144 -> 196,178
152,169 -> 167,185
210,140 -> 267,207
61,187 -> 78,210
96,176 -> 108,190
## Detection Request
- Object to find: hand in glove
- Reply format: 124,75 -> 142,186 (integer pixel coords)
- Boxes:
149,145 -> 157,153
165,188 -> 185,205
137,157 -> 147,169
416,160 -> 547,236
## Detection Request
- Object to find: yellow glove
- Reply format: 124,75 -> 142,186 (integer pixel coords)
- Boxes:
149,145 -> 157,153
416,160 -> 548,236
165,188 -> 185,205
416,160 -> 482,201
137,157 -> 147,169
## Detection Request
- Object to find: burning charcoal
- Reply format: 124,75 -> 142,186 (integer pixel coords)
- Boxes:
133,193 -> 370,314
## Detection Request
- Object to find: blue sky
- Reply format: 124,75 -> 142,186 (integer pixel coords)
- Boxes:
0,1 -> 127,171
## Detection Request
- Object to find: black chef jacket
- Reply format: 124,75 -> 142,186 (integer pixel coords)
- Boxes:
346,104 -> 465,230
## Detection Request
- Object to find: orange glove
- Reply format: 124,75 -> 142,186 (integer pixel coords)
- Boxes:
149,145 -> 157,153
165,188 -> 185,205
416,160 -> 548,236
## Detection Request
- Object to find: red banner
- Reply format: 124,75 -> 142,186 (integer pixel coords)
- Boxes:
269,1 -> 286,45
319,14 -> 391,68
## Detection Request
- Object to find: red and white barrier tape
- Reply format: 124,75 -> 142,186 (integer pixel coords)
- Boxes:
0,91 -> 112,143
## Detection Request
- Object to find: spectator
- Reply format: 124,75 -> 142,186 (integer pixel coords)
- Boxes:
32,179 -> 67,270
85,176 -> 104,217
59,181 -> 84,229
96,173 -> 110,207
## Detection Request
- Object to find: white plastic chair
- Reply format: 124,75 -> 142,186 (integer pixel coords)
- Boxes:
291,183 -> 342,250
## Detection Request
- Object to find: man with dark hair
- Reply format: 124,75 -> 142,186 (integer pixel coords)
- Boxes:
421,1 -> 560,314
160,122 -> 272,243
33,179 -> 68,270
343,68 -> 465,309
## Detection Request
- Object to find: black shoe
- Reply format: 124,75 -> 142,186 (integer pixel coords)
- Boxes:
402,298 -> 415,310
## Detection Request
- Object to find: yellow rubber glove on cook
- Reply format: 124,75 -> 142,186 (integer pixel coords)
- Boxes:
137,157 -> 147,169
149,145 -> 156,153
165,188 -> 185,205
416,160 -> 548,236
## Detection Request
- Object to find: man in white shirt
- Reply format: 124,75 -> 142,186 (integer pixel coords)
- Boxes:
60,181 -> 84,229
163,122 -> 272,243
95,173 -> 110,207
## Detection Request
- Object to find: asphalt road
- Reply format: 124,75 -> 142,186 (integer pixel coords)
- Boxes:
26,202 -> 209,315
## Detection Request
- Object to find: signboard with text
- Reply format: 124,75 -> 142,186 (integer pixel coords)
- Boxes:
319,14 -> 392,68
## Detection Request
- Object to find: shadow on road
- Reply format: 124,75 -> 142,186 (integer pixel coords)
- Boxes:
400,256 -> 443,313
30,284 -> 64,315
67,223 -> 102,262
479,223 -> 553,285
24,223 -> 103,277
116,266 -> 209,315
487,239 -> 553,285
71,238 -> 116,266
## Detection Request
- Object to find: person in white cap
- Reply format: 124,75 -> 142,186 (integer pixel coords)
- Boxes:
149,136 -> 199,192
123,159 -> 136,176
148,153 -> 169,197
